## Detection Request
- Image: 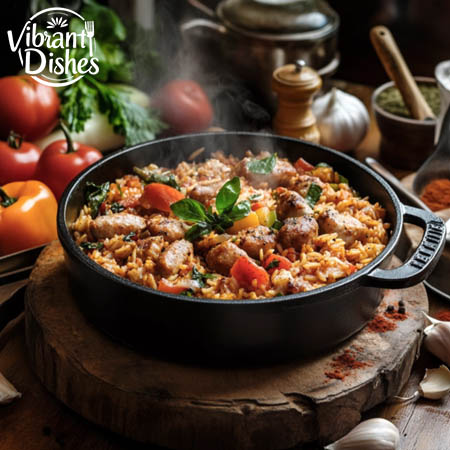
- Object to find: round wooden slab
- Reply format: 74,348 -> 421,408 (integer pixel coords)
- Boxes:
25,242 -> 428,450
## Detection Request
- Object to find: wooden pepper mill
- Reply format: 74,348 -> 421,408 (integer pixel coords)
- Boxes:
272,60 -> 322,143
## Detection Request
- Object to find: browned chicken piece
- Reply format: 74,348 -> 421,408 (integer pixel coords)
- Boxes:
276,188 -> 313,220
157,239 -> 193,277
195,233 -> 231,254
234,153 -> 297,188
147,214 -> 188,242
90,213 -> 146,240
238,226 -> 276,259
277,216 -> 318,251
290,175 -> 326,197
206,241 -> 248,276
196,158 -> 232,179
318,208 -> 366,246
138,236 -> 165,260
188,181 -> 223,205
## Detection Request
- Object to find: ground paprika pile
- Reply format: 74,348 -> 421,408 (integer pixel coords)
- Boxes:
420,178 -> 450,211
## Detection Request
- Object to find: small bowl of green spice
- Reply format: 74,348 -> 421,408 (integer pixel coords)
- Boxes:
372,77 -> 440,170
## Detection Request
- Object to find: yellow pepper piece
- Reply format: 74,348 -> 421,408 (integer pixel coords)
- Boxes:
0,180 -> 58,256
228,211 -> 260,234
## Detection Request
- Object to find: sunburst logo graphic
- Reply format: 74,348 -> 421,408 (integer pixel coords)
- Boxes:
46,16 -> 68,28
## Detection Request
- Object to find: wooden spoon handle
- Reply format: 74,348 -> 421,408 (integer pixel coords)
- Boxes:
370,25 -> 435,120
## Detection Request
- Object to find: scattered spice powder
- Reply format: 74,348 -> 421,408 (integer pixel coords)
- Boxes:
385,311 -> 408,321
325,349 -> 370,380
367,314 -> 397,333
420,178 -> 450,211
436,310 -> 450,322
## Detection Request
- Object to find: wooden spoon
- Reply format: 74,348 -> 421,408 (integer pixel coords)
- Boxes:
370,25 -> 435,120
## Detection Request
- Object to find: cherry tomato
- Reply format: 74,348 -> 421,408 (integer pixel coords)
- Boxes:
34,123 -> 102,200
152,80 -> 213,135
0,132 -> 42,184
0,76 -> 60,141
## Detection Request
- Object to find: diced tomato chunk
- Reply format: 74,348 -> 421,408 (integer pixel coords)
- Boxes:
157,279 -> 187,294
294,157 -> 315,172
251,202 -> 264,211
263,254 -> 292,274
230,256 -> 270,290
140,183 -> 184,213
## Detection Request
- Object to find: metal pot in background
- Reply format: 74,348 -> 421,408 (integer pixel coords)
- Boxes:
181,0 -> 340,108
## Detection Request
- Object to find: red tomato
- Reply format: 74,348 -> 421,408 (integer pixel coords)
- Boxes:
230,256 -> 270,291
34,124 -> 102,200
0,76 -> 60,141
140,183 -> 185,213
294,157 -> 315,172
152,80 -> 213,135
0,132 -> 41,184
157,279 -> 187,295
251,202 -> 264,211
263,254 -> 292,274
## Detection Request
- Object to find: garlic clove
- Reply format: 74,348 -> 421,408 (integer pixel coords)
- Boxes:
324,418 -> 400,450
0,371 -> 21,404
419,365 -> 450,400
423,315 -> 450,367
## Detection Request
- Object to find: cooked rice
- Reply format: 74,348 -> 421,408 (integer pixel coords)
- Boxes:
71,151 -> 390,300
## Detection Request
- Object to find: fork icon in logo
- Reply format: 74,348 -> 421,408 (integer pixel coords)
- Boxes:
85,21 -> 95,57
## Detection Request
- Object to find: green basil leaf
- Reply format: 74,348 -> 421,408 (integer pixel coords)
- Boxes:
271,219 -> 283,231
85,181 -> 110,218
133,166 -> 180,191
316,162 -> 332,168
185,222 -> 212,242
80,241 -> 104,250
305,183 -> 322,208
249,193 -> 263,201
227,200 -> 251,222
171,198 -> 207,223
216,177 -> 241,215
123,231 -> 136,242
338,174 -> 349,184
266,260 -> 280,270
180,289 -> 194,297
247,153 -> 277,175
111,202 -> 125,213
191,266 -> 216,288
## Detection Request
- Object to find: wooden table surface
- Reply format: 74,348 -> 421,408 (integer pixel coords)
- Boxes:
1,82 -> 449,450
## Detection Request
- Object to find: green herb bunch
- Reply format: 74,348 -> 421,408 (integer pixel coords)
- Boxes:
42,0 -> 165,145
170,177 -> 251,241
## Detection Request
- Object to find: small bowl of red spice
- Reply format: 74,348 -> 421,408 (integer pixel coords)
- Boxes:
419,179 -> 450,211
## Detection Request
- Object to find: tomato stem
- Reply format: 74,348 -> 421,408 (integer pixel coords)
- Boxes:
7,131 -> 23,150
0,187 -> 18,208
60,121 -> 76,154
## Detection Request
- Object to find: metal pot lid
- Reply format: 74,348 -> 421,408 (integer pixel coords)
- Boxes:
217,0 -> 339,40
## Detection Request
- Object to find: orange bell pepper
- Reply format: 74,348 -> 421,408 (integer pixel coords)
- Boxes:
0,180 -> 58,256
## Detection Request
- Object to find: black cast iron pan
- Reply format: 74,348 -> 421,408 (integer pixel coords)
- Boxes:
58,133 -> 446,364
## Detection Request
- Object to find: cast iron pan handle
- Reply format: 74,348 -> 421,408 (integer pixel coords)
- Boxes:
364,205 -> 446,288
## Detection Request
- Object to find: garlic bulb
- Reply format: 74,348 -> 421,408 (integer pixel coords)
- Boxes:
0,372 -> 21,405
324,418 -> 400,450
423,313 -> 450,366
312,88 -> 370,152
419,365 -> 450,400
